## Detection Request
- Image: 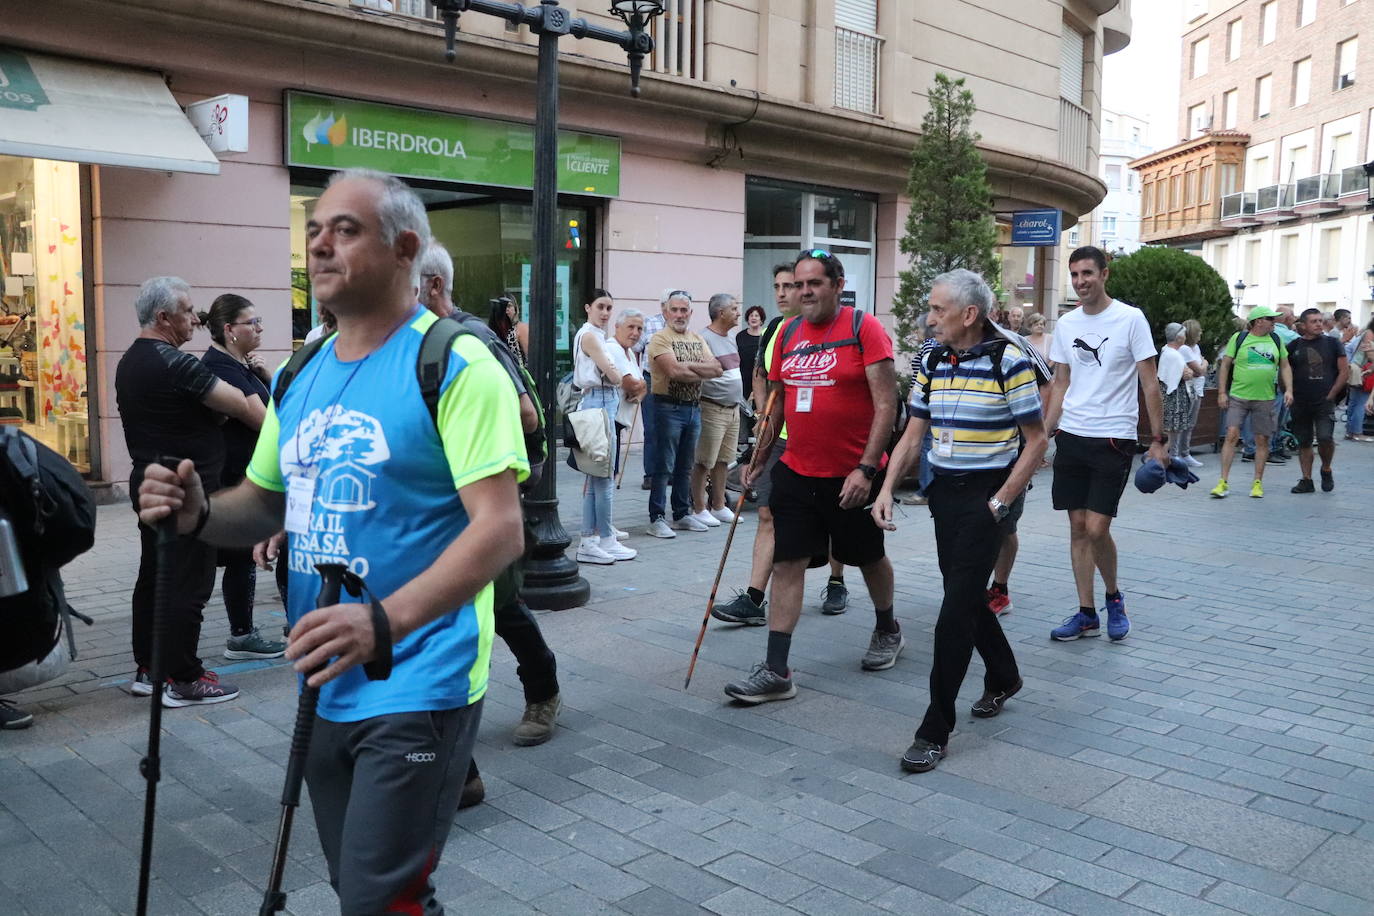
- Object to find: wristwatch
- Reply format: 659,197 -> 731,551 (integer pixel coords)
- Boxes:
857,463 -> 878,481
989,497 -> 1011,521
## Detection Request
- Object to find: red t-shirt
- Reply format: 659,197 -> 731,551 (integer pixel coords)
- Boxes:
767,307 -> 894,478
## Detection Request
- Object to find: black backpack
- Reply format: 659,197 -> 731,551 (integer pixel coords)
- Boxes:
0,427 -> 97,674
1227,330 -> 1284,394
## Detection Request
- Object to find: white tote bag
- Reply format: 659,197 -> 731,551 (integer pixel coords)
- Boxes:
568,407 -> 613,478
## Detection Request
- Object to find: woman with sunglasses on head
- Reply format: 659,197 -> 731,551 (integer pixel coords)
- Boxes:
489,295 -> 530,368
198,294 -> 286,661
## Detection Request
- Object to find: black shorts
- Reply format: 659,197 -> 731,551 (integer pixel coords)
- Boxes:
1003,488 -> 1026,535
769,461 -> 886,567
1289,400 -> 1336,447
1051,431 -> 1134,517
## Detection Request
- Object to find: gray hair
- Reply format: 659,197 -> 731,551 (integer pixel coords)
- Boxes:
707,293 -> 737,320
931,269 -> 995,319
326,168 -> 432,283
418,241 -> 454,294
615,308 -> 645,327
1026,311 -> 1047,332
1164,321 -> 1186,343
660,288 -> 691,307
135,276 -> 192,328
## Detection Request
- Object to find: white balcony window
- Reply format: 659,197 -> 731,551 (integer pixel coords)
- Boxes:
1188,102 -> 1209,137
1223,88 -> 1238,128
1192,37 -> 1210,78
1260,1 -> 1277,45
1228,19 -> 1243,60
1293,58 -> 1312,106
1256,74 -> 1273,118
1299,0 -> 1316,27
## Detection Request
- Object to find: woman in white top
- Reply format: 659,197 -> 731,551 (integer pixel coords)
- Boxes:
1158,322 -> 1195,458
573,290 -> 638,564
1173,319 -> 1208,467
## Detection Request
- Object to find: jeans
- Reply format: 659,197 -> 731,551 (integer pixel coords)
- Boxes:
1346,386 -> 1369,436
579,386 -> 619,538
915,470 -> 1020,748
639,373 -> 658,481
649,401 -> 701,521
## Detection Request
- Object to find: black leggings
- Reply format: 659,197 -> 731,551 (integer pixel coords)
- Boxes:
222,558 -> 257,636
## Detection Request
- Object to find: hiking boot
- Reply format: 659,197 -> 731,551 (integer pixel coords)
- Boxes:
821,580 -> 849,615
224,626 -> 287,660
129,667 -> 155,697
1321,469 -> 1334,492
671,515 -> 710,532
458,774 -> 485,810
163,671 -> 239,708
986,585 -> 1013,616
1291,478 -> 1315,494
0,699 -> 34,730
1209,479 -> 1229,498
1051,611 -> 1100,641
577,537 -> 616,565
1105,594 -> 1130,641
711,590 -> 767,626
971,678 -> 1024,718
861,629 -> 905,671
598,536 -> 637,561
1250,479 -> 1264,499
647,518 -> 677,539
900,738 -> 946,773
513,694 -> 561,747
724,663 -> 796,705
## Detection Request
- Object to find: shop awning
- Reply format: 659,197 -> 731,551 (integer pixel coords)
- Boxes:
0,47 -> 219,174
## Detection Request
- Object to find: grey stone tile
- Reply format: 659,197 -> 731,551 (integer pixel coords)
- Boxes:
702,885 -> 803,916
630,820 -> 731,867
1097,849 -> 1216,896
862,851 -> 980,902
955,884 -> 1065,916
1037,884 -> 1156,916
564,791 -> 658,833
702,820 -> 809,867
624,851 -> 733,903
486,789 -> 583,832
704,852 -> 814,902
1020,848 -> 1138,897
1122,881 -> 1251,916
1169,847 -> 1297,899
618,886 -> 707,916
542,850 -> 651,902
1075,817 -> 1189,861
1285,881 -> 1374,916
464,853 -> 568,902
940,849 -> 1057,899
929,820 -> 1038,863
868,884 -> 972,916
778,850 -> 895,901
478,819 -> 577,865
1203,881 -> 1326,916
788,885 -> 889,916
1292,834 -> 1374,901
549,818 -> 651,867
529,885 -> 620,915
635,791 -> 732,833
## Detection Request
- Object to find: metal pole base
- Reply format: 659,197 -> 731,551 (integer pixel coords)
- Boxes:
520,494 -> 589,610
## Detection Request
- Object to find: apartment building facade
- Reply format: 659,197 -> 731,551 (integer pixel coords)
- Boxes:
1131,0 -> 1373,325
2,0 -> 1128,487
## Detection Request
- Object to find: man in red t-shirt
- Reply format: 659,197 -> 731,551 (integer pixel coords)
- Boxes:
726,251 -> 898,704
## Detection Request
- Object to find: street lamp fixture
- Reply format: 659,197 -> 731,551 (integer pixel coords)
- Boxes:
1233,279 -> 1246,310
428,0 -> 663,609
1363,160 -> 1374,209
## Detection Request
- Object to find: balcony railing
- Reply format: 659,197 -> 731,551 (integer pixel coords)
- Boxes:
1338,164 -> 1369,197
1294,173 -> 1341,206
1221,191 -> 1257,220
652,0 -> 706,81
1058,98 -> 1090,172
1255,183 -> 1295,213
835,26 -> 882,114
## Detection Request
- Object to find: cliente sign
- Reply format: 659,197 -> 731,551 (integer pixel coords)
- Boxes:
285,91 -> 620,197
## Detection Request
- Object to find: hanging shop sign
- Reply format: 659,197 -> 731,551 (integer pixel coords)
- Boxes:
285,91 -> 620,197
188,94 -> 249,154
1010,208 -> 1062,246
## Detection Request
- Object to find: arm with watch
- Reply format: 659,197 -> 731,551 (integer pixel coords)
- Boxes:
988,416 -> 1048,521
840,358 -> 898,510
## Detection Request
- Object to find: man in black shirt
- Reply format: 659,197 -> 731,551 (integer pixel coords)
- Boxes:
1287,307 -> 1347,493
116,276 -> 259,706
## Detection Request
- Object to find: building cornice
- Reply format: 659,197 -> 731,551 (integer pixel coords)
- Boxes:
1129,130 -> 1251,171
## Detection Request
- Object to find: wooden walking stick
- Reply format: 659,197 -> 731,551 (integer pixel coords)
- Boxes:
683,388 -> 778,690
615,401 -> 640,490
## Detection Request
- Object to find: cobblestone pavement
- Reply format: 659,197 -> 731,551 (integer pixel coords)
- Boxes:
4,443 -> 1374,915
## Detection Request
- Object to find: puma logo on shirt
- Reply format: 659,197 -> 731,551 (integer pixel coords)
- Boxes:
1072,337 -> 1109,366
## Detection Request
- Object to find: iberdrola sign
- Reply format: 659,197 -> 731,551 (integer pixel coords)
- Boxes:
285,91 -> 620,197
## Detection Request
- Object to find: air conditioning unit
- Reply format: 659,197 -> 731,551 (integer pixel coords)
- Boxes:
1193,114 -> 1214,134
1339,73 -> 1356,90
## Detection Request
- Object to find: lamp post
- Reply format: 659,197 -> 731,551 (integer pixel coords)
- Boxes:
430,0 -> 663,609
1233,279 -> 1246,313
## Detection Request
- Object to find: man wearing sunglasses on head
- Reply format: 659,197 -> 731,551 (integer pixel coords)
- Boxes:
726,250 -> 899,703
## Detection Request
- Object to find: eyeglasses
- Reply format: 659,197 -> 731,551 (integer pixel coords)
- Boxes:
232,318 -> 263,328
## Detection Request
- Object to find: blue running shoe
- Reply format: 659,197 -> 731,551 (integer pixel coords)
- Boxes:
1105,594 -> 1130,641
1051,612 -> 1100,641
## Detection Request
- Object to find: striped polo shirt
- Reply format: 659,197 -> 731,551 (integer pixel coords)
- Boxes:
909,337 -> 1043,473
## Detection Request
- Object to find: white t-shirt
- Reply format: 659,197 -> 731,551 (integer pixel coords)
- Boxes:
1158,346 -> 1185,395
572,322 -> 617,390
1179,343 -> 1205,397
1050,299 -> 1157,437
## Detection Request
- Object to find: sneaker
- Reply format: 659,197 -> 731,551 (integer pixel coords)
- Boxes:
1321,469 -> 1334,492
1250,479 -> 1264,499
647,518 -> 677,539
861,629 -> 905,671
821,580 -> 849,615
0,698 -> 34,730
614,527 -> 629,541
129,667 -> 154,697
724,663 -> 797,704
711,590 -> 767,626
1051,611 -> 1100,641
709,506 -> 736,524
599,536 -> 637,561
691,510 -> 722,528
458,774 -> 485,810
1240,452 -> 1255,462
971,678 -> 1023,718
163,671 -> 239,708
1209,479 -> 1229,499
1183,455 -> 1204,468
576,537 -> 617,565
1291,478 -> 1315,494
900,738 -> 946,773
1265,453 -> 1287,465
671,515 -> 710,532
986,586 -> 1013,616
224,626 -> 287,660
512,694 -> 561,747
1105,594 -> 1130,641
900,493 -> 929,506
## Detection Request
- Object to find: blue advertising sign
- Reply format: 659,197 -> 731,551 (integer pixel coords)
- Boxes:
1010,208 -> 1062,246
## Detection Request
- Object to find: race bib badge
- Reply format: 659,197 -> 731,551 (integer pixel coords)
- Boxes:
796,387 -> 814,413
285,475 -> 316,535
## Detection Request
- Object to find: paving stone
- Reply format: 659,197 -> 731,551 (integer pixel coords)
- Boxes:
940,849 -> 1057,899
624,851 -> 733,903
703,885 -> 803,916
955,884 -> 1065,916
788,885 -> 889,916
618,886 -> 707,916
1168,847 -> 1297,899
542,849 -> 651,902
1122,881 -> 1250,916
550,818 -> 652,867
704,852 -> 814,903
1203,881 -> 1326,916
464,852 -> 568,902
1292,834 -> 1374,901
1021,847 -> 1139,897
862,850 -> 980,902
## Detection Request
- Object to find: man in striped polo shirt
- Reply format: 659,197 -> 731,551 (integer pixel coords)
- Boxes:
873,269 -> 1048,773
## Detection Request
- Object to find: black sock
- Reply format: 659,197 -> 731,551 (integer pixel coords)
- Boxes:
746,587 -> 765,606
1105,591 -> 1122,603
765,631 -> 792,677
874,606 -> 898,634
828,575 -> 845,585
1080,605 -> 1098,618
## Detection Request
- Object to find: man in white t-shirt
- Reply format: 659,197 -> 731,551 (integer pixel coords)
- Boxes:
1043,247 -> 1168,644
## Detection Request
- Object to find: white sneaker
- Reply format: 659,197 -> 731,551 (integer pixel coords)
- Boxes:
692,510 -> 722,528
614,527 -> 629,541
599,536 -> 637,560
672,515 -> 710,532
576,537 -> 616,564
1183,455 -> 1203,468
709,506 -> 735,524
647,519 -> 677,539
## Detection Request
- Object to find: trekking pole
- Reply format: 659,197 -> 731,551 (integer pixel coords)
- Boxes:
684,388 -> 777,690
135,507 -> 178,916
259,562 -> 345,916
615,402 -> 640,490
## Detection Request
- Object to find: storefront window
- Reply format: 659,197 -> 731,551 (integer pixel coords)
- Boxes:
0,156 -> 88,471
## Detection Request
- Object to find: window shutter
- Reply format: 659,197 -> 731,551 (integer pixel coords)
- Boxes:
1060,24 -> 1085,104
835,0 -> 877,32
